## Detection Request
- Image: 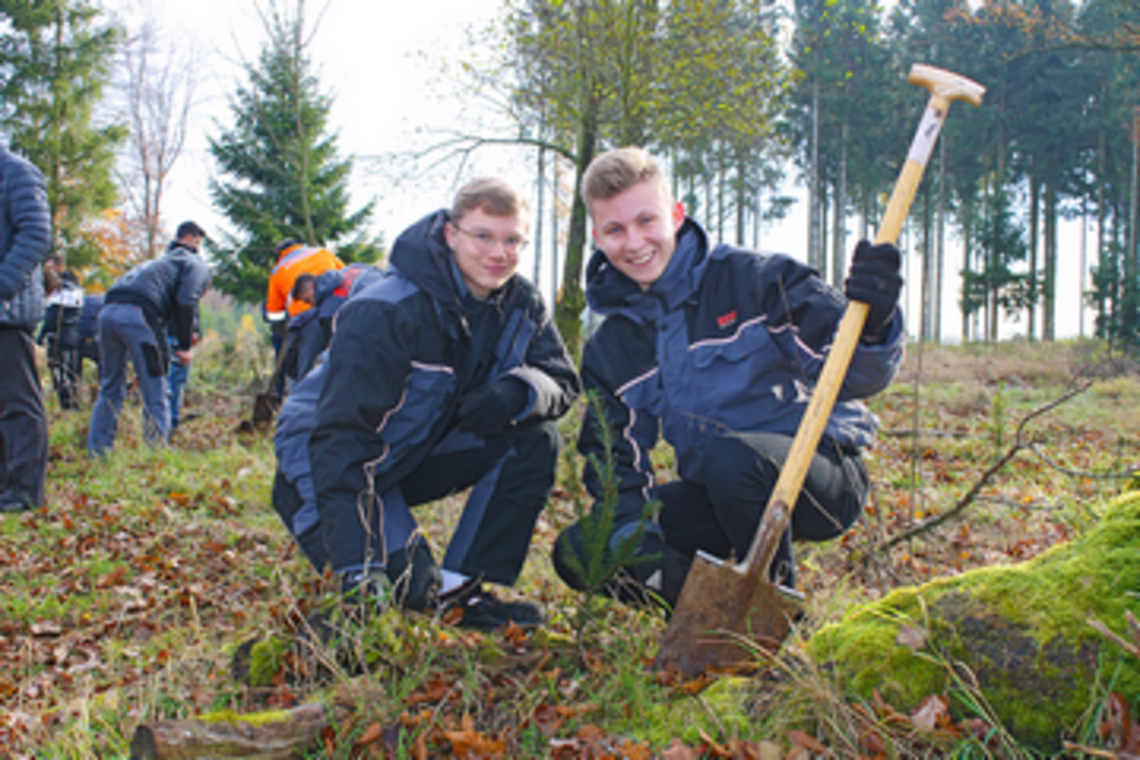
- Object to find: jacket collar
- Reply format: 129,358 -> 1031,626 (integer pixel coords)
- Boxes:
585,217 -> 709,322
390,209 -> 515,311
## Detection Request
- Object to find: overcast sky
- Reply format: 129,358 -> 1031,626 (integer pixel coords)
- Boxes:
106,0 -> 1093,341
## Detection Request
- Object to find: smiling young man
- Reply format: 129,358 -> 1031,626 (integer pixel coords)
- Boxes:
552,146 -> 905,609
272,177 -> 580,630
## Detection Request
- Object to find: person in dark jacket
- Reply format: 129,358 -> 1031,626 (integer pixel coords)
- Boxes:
286,263 -> 383,380
273,178 -> 580,630
0,144 -> 52,513
88,221 -> 211,456
552,146 -> 905,609
38,256 -> 86,410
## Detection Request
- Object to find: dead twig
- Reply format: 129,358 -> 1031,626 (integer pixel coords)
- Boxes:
877,382 -> 1093,551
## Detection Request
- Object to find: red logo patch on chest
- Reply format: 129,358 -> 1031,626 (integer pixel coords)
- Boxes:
717,310 -> 738,329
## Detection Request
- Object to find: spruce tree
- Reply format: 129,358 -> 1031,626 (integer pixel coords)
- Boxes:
0,0 -> 125,268
208,0 -> 378,305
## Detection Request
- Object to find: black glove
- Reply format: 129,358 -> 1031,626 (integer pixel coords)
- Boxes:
456,377 -> 529,438
845,240 -> 903,342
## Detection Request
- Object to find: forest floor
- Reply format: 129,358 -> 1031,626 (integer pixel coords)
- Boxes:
1,336 -> 1138,758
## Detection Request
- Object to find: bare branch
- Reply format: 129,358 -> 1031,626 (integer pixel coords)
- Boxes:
877,382 -> 1094,551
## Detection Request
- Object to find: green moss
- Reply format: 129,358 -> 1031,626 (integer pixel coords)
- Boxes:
247,636 -> 288,688
200,707 -> 295,725
642,677 -> 753,747
809,491 -> 1140,750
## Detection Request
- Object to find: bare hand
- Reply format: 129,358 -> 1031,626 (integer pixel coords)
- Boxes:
174,349 -> 193,365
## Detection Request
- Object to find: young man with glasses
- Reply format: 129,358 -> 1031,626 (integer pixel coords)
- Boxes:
273,177 -> 580,630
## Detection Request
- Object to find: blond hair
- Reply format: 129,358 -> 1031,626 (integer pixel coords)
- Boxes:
451,177 -> 527,222
581,146 -> 670,206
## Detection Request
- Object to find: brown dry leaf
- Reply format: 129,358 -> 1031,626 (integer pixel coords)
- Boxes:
615,738 -> 653,759
354,721 -> 383,748
30,621 -> 62,638
661,737 -> 699,760
533,703 -> 563,738
787,730 -> 829,755
442,728 -> 506,759
895,623 -> 928,651
910,694 -> 951,731
698,728 -> 733,757
407,675 -> 453,706
754,740 -> 784,760
412,731 -> 429,760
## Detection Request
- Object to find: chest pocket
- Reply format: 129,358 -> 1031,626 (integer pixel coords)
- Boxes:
687,322 -> 778,422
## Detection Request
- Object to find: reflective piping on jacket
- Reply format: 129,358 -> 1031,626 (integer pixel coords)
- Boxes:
687,314 -> 767,352
767,319 -> 828,361
271,246 -> 321,275
615,366 -> 659,503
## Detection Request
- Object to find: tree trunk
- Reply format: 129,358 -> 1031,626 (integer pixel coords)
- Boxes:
555,93 -> 598,359
1044,180 -> 1057,342
831,126 -> 847,289
1028,172 -> 1039,341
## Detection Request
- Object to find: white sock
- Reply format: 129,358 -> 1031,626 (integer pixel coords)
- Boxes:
440,570 -> 469,596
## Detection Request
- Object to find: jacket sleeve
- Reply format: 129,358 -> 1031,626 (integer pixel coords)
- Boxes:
173,259 -> 212,350
309,298 -> 415,551
507,302 -> 580,422
758,254 -> 903,402
576,335 -> 664,549
0,158 -> 51,301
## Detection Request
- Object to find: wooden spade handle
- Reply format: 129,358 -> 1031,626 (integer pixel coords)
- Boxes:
742,64 -> 986,579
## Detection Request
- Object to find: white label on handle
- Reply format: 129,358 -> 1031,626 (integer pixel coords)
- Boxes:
906,105 -> 946,168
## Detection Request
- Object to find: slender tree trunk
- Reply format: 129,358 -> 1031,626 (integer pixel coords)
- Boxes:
534,144 -> 545,285
1028,172 -> 1039,341
831,126 -> 847,289
1044,180 -> 1057,341
555,93 -> 598,359
934,139 -> 946,344
809,76 -> 822,271
921,179 -> 932,343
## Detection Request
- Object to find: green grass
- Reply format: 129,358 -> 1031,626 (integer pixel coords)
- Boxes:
3,338 -> 1138,757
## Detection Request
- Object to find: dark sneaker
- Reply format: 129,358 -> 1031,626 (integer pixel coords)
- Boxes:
385,543 -> 441,612
438,580 -> 543,631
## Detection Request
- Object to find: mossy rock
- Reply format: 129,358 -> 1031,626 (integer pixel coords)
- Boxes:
809,490 -> 1140,750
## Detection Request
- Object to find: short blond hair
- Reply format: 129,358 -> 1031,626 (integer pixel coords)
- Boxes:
451,177 -> 527,222
581,146 -> 670,206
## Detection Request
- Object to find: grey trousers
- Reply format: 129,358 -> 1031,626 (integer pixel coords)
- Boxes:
88,303 -> 170,456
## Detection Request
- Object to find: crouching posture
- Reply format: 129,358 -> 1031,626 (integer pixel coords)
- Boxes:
553,147 -> 904,609
273,178 -> 580,630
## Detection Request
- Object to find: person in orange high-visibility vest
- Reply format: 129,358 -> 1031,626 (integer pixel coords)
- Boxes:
265,239 -> 345,324
265,239 -> 344,393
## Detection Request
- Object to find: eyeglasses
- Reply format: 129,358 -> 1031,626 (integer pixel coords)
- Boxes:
451,223 -> 528,253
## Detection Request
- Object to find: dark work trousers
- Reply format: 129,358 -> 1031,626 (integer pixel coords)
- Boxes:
656,432 -> 870,587
0,327 -> 48,506
321,420 -> 561,586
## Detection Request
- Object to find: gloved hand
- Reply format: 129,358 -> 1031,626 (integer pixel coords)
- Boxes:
845,240 -> 903,342
456,376 -> 529,438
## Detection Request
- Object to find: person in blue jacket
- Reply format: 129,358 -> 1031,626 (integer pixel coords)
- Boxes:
0,143 -> 52,513
552,146 -> 905,609
286,262 -> 383,380
273,178 -> 579,630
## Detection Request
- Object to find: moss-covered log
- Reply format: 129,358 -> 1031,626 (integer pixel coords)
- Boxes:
129,702 -> 341,759
809,489 -> 1140,750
